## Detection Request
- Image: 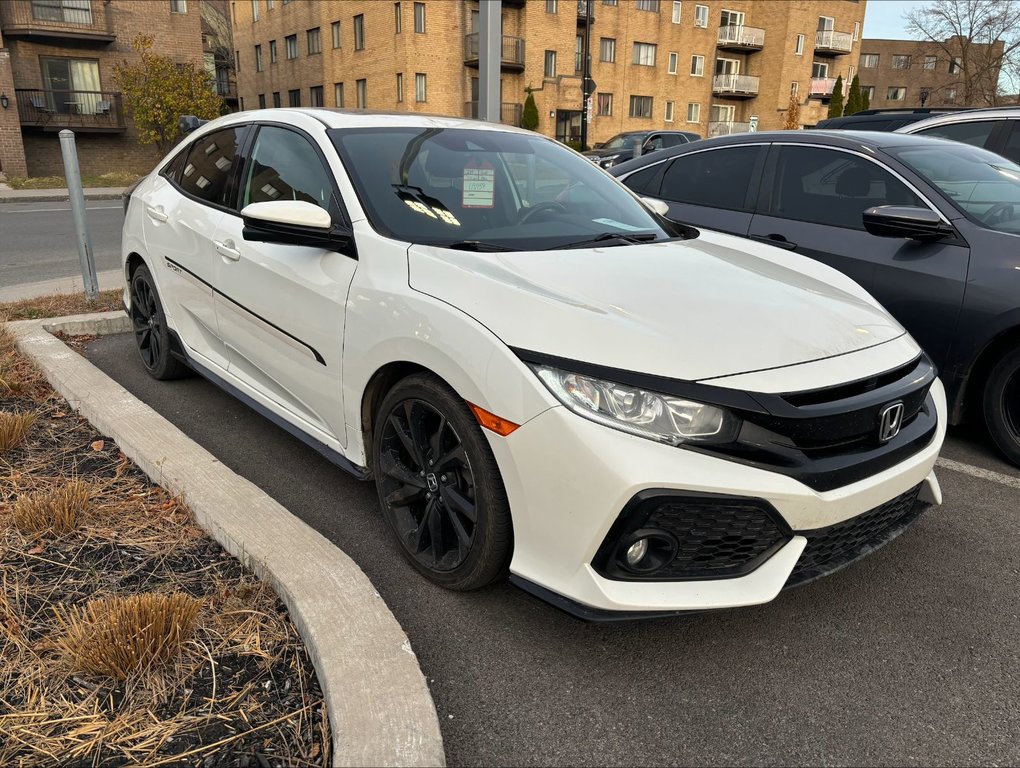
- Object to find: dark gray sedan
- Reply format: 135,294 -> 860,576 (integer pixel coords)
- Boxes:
612,130 -> 1020,467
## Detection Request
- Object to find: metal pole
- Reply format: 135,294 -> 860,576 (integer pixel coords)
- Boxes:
58,129 -> 98,300
479,0 -> 502,122
580,0 -> 592,150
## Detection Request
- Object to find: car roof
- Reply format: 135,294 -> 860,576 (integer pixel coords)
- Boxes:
896,106 -> 1020,133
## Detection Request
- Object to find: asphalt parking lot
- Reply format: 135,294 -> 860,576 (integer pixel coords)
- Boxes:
88,333 -> 1020,767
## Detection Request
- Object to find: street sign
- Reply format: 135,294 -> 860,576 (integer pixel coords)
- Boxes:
748,115 -> 759,133
586,96 -> 593,123
583,77 -> 597,97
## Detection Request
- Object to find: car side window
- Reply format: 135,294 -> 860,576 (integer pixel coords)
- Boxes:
645,135 -> 665,151
241,125 -> 340,221
621,163 -> 665,195
770,146 -> 926,230
178,126 -> 247,207
659,146 -> 762,211
914,120 -> 999,149
1000,122 -> 1020,165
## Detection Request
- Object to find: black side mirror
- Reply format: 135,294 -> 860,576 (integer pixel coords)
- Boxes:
863,206 -> 954,241
240,201 -> 356,257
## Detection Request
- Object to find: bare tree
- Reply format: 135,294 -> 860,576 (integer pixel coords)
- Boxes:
906,0 -> 1020,105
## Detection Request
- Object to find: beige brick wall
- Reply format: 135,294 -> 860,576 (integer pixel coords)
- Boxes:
0,29 -> 29,177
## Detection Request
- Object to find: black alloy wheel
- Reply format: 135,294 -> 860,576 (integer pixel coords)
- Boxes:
374,374 -> 512,590
130,264 -> 189,380
984,346 -> 1020,467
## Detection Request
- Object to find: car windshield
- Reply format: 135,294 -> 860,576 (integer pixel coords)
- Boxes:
329,127 -> 674,250
602,132 -> 647,150
887,143 -> 1020,234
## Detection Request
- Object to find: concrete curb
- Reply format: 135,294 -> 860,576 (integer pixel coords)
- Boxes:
0,187 -> 127,204
9,310 -> 446,768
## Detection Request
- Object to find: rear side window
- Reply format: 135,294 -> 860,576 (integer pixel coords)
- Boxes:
160,149 -> 188,184
913,120 -> 998,149
178,126 -> 247,207
658,146 -> 762,210
1001,122 -> 1020,165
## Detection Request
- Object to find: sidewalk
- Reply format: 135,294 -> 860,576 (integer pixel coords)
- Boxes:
0,270 -> 124,304
0,185 -> 128,204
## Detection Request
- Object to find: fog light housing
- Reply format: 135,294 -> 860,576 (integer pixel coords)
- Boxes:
625,538 -> 648,566
617,529 -> 678,574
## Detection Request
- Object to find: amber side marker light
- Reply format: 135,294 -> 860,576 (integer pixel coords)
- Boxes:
468,402 -> 520,436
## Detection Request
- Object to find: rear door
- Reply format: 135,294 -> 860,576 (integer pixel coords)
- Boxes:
748,143 -> 969,365
909,118 -> 1006,155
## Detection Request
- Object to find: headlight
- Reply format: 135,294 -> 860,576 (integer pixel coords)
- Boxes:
532,365 -> 741,445
599,156 -> 620,168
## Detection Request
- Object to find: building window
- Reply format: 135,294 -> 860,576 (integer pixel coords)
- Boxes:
396,73 -> 404,102
357,78 -> 367,108
633,42 -> 657,66
546,0 -> 557,12
811,61 -> 828,78
251,0 -> 259,21
544,50 -> 557,77
575,34 -> 584,72
949,57 -> 962,74
672,1 -> 681,23
309,85 -> 323,106
853,21 -> 860,41
269,39 -> 277,62
892,54 -> 910,70
354,14 -> 365,50
307,27 -> 321,55
272,91 -> 281,107
254,44 -> 262,71
791,81 -> 799,96
668,51 -> 678,74
665,100 -> 675,121
600,37 -> 616,62
288,88 -> 301,107
887,86 -> 906,101
235,49 -> 240,71
170,0 -> 187,13
795,34 -> 804,55
861,53 -> 879,68
690,54 -> 704,76
923,55 -> 937,70
266,0 -> 273,8
394,2 -> 401,32
415,72 -> 427,102
602,0 -> 617,5
414,2 -> 426,32
694,4 -> 708,27
285,34 -> 297,59
686,102 -> 700,122
331,21 -> 341,48
335,82 -> 345,107
945,87 -> 957,102
258,93 -> 266,108
597,92 -> 613,115
629,95 -> 653,118
635,0 -> 659,11
861,85 -> 875,101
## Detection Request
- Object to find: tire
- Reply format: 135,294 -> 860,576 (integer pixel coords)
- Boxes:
372,373 -> 513,590
129,264 -> 190,381
983,346 -> 1020,467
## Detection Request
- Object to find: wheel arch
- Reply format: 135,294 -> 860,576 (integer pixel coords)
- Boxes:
360,361 -> 433,476
957,324 -> 1020,424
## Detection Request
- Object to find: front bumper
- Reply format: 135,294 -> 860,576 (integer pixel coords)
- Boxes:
489,378 -> 946,616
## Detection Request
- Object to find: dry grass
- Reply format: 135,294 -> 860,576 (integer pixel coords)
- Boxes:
0,288 -> 123,322
0,410 -> 38,452
12,479 -> 96,537
54,592 -> 202,681
5,172 -> 142,190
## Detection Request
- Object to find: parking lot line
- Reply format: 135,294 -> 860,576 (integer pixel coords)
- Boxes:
936,457 -> 1020,490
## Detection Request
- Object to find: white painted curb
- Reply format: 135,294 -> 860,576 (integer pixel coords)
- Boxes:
9,311 -> 445,768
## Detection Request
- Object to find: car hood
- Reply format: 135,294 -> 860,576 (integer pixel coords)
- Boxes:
583,149 -> 627,159
407,230 -> 906,382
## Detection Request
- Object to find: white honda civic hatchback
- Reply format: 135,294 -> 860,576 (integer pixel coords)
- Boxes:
122,109 -> 946,619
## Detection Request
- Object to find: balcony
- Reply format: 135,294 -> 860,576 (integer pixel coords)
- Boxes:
814,29 -> 853,55
0,0 -> 116,43
808,77 -> 836,98
708,121 -> 751,136
464,33 -> 526,72
463,101 -> 524,127
577,0 -> 594,24
15,89 -> 125,132
716,25 -> 765,51
712,73 -> 760,98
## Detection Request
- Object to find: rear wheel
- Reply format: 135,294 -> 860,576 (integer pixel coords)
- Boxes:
373,373 -> 512,590
130,264 -> 189,380
983,346 -> 1020,467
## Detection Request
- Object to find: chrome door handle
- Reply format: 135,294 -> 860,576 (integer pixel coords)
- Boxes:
214,239 -> 241,261
145,205 -> 168,223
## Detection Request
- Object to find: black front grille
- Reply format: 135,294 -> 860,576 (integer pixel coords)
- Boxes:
786,483 -> 925,587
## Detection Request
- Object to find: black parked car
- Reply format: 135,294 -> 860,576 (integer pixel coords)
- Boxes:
611,130 -> 1020,466
811,107 -> 973,132
582,130 -> 700,169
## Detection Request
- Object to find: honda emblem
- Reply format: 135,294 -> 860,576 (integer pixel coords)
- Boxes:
878,402 -> 905,443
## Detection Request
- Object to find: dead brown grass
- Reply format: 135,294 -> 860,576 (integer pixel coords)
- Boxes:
0,288 -> 123,322
0,410 -> 37,452
12,479 -> 96,537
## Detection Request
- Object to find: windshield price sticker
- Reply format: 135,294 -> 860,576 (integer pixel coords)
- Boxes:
463,161 -> 495,208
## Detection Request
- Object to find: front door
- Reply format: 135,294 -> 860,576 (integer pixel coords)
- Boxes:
556,110 -> 582,144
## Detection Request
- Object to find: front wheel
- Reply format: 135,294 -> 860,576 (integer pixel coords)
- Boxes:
373,373 -> 512,590
983,346 -> 1020,467
130,264 -> 190,380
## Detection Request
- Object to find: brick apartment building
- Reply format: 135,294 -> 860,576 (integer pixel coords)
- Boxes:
858,36 -> 1006,110
0,0 -> 223,178
232,0 -> 866,143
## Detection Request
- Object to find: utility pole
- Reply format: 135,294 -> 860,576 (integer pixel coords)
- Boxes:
479,0 -> 502,122
579,0 -> 593,150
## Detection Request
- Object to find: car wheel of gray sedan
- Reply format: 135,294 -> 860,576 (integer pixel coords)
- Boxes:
983,346 -> 1020,467
130,264 -> 190,381
373,373 -> 513,590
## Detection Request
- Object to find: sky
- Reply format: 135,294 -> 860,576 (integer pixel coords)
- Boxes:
862,0 -> 931,40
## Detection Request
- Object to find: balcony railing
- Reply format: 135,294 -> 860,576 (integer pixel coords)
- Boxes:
717,25 -> 765,50
464,33 -> 526,70
809,77 -> 836,97
0,0 -> 115,42
15,89 -> 125,131
464,101 -> 524,127
712,73 -> 760,96
815,29 -> 853,54
708,121 -> 751,136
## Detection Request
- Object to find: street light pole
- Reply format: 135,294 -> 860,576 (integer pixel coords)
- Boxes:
579,0 -> 592,150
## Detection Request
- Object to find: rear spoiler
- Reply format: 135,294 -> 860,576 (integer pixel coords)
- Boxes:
178,115 -> 209,135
